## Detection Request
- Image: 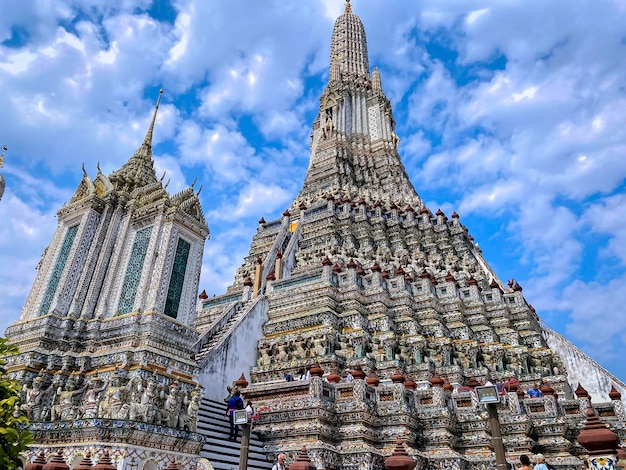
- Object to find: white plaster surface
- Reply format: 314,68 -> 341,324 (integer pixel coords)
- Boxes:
543,326 -> 626,405
198,297 -> 268,400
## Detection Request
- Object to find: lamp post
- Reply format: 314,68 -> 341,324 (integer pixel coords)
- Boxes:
235,409 -> 251,470
476,385 -> 508,470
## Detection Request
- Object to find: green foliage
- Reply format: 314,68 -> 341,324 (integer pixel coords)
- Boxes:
0,337 -> 33,470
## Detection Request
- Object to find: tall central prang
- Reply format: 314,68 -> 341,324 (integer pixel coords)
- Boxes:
193,2 -> 626,469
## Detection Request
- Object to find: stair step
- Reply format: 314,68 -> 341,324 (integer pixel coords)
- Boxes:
197,396 -> 271,469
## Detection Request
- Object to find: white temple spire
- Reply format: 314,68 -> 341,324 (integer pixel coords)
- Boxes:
143,88 -> 163,149
109,88 -> 163,192
372,66 -> 382,91
329,0 -> 369,81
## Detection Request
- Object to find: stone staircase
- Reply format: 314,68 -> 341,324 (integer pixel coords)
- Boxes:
195,302 -> 244,360
198,397 -> 272,470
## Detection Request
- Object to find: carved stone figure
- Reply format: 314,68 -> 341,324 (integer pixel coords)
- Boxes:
186,388 -> 201,432
258,343 -> 273,366
99,371 -> 127,419
129,374 -> 159,423
455,350 -> 470,370
293,338 -> 309,360
529,355 -> 543,374
334,339 -> 354,360
385,342 -> 396,361
441,345 -> 451,367
162,381 -> 183,428
276,344 -> 289,363
322,112 -> 335,139
52,374 -> 86,421
313,336 -> 328,357
82,373 -> 106,419
21,375 -> 46,421
413,344 -> 424,364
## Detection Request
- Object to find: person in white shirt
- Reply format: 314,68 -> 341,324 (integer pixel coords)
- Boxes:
245,400 -> 255,428
272,453 -> 286,470
346,371 -> 354,382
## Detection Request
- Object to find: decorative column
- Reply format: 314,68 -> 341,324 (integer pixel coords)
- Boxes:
253,256 -> 263,298
384,438 -> 417,470
577,407 -> 620,469
275,250 -> 283,280
288,446 -> 316,470
242,276 -> 253,301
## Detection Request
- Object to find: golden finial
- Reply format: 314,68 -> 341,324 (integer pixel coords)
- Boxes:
0,145 -> 7,168
345,0 -> 352,14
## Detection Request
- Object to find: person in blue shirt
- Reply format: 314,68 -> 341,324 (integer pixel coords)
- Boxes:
226,390 -> 244,441
533,453 -> 549,470
527,383 -> 543,398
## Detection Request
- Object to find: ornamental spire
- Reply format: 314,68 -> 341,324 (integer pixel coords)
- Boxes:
109,89 -> 163,192
144,88 -> 163,150
372,66 -> 382,91
329,0 -> 369,81
0,145 -> 7,202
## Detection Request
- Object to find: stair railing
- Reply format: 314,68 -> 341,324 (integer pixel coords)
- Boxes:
193,300 -> 242,355
197,295 -> 267,367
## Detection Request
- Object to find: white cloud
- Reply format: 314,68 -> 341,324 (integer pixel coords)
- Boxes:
153,153 -> 188,194
207,183 -> 292,222
0,187 -> 60,337
466,8 -> 489,25
176,121 -> 258,184
559,276 -> 626,365
583,194 -> 626,264
198,223 -> 258,295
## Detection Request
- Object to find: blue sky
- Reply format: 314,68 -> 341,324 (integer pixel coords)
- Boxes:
1,0 -> 625,380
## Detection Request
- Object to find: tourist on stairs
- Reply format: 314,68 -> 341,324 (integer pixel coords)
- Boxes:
226,390 -> 244,441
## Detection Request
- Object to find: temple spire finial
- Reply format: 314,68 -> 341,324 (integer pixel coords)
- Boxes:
108,88 -> 162,192
144,88 -> 163,147
372,66 -> 382,91
0,145 -> 7,168
329,0 -> 368,81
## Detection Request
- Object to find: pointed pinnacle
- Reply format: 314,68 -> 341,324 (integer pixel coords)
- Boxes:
143,88 -> 163,147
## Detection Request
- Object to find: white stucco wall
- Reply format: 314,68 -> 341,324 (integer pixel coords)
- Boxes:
198,297 -> 268,401
543,327 -> 626,405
